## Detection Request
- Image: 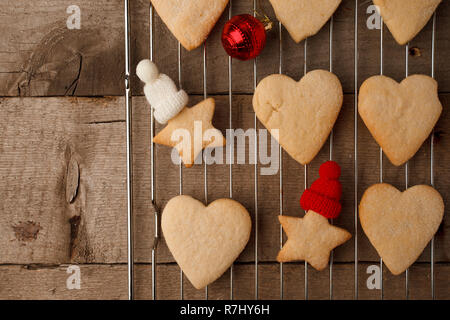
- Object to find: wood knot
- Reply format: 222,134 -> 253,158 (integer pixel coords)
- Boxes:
433,130 -> 443,144
66,155 -> 80,204
409,47 -> 421,57
12,221 -> 42,242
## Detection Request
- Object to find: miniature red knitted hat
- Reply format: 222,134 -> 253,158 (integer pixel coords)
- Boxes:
300,161 -> 342,219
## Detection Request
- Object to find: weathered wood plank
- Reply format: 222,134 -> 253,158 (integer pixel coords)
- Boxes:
0,264 -> 127,300
0,97 -> 126,264
0,0 -> 126,97
1,0 -> 450,299
1,0 -> 450,97
0,263 -> 448,300
1,95 -> 449,265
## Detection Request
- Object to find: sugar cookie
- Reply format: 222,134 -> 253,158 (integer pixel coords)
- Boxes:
359,75 -> 442,166
373,0 -> 441,45
253,70 -> 343,165
162,195 -> 251,289
359,184 -> 444,275
268,0 -> 341,43
151,0 -> 229,50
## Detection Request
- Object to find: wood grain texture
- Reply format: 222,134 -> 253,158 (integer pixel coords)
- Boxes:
0,0 -> 125,97
0,0 -> 449,299
0,263 -> 448,300
0,97 -> 126,264
1,95 -> 448,260
1,0 -> 450,96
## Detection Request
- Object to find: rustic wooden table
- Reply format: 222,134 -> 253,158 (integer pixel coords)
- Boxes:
0,0 -> 449,299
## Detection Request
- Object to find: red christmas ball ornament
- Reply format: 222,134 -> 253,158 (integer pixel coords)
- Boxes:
221,14 -> 267,61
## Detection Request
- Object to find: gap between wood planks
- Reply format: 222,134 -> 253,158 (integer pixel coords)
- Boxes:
2,262 -> 449,268
2,91 -> 450,98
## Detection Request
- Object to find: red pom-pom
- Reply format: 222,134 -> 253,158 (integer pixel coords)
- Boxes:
221,14 -> 266,61
300,161 -> 343,219
319,161 -> 341,180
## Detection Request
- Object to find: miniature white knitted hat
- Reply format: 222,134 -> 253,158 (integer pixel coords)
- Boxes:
136,59 -> 188,124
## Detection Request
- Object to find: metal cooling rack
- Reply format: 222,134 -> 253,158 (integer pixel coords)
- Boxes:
123,0 -> 438,300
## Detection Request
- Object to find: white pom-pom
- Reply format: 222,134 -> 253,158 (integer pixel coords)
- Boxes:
136,59 -> 159,84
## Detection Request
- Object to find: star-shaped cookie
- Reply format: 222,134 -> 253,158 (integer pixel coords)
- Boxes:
153,98 -> 225,168
277,210 -> 351,270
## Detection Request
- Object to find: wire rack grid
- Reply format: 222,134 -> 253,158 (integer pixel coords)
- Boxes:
123,0 -> 439,300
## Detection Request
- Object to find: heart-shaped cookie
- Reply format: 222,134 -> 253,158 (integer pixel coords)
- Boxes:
161,195 -> 251,289
151,0 -> 229,51
359,184 -> 444,275
269,0 -> 342,43
373,0 -> 441,45
359,75 -> 442,166
253,70 -> 343,165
